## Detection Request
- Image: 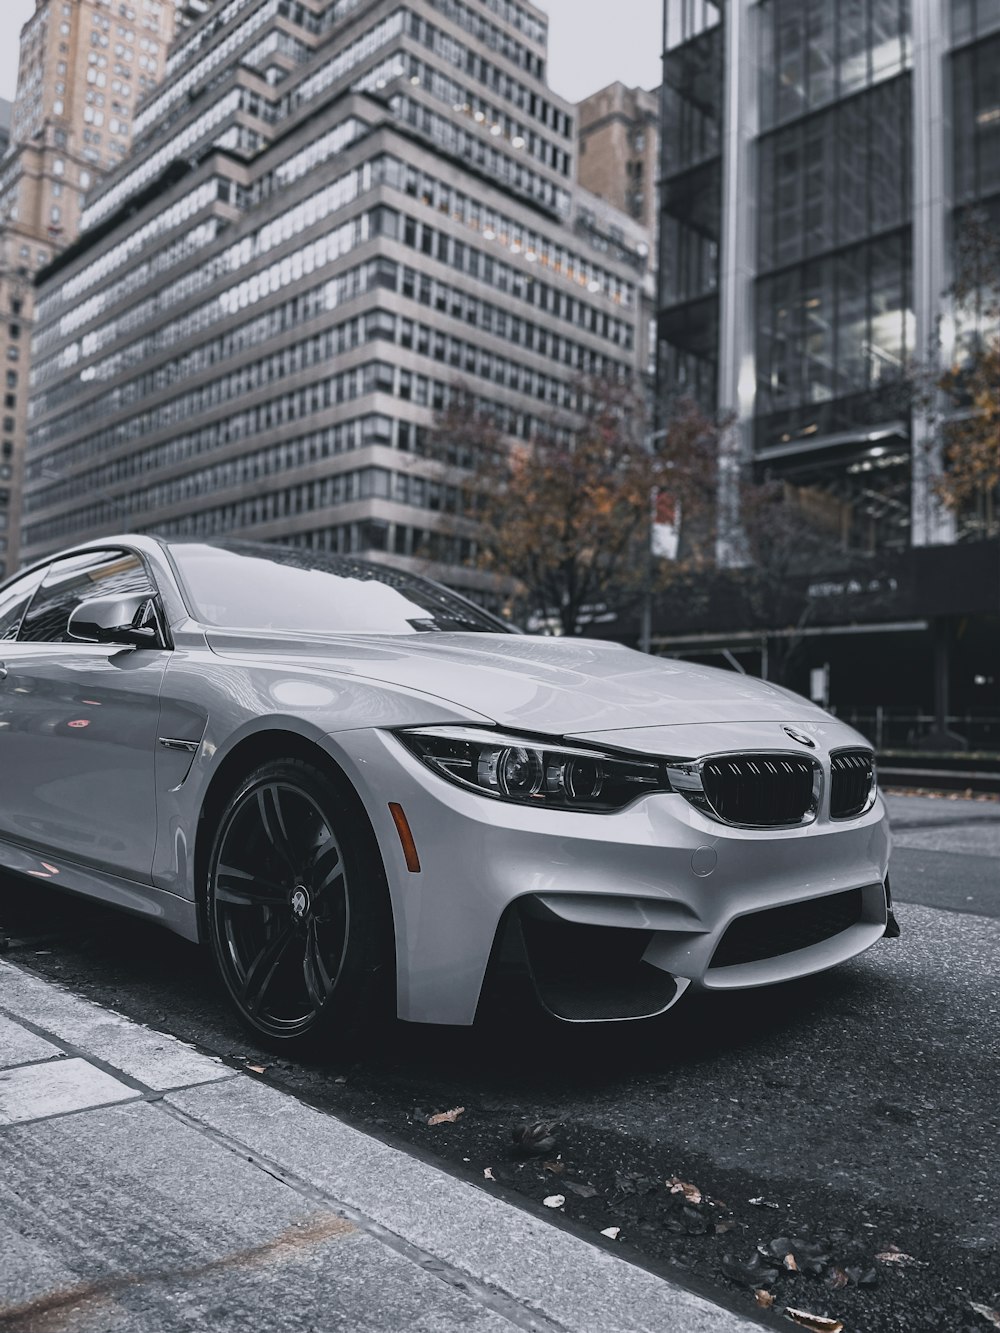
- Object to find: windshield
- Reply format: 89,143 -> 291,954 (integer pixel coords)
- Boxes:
166,541 -> 513,635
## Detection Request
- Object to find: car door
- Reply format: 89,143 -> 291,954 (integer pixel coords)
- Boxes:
0,548 -> 168,883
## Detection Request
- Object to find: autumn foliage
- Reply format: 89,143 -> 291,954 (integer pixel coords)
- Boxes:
934,211 -> 1000,538
430,378 -> 720,636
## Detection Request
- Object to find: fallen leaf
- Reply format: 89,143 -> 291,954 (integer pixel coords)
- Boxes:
427,1106 -> 465,1125
827,1267 -> 849,1289
755,1290 -> 775,1309
784,1253 -> 799,1272
749,1196 -> 781,1209
601,1226 -> 621,1240
542,1194 -> 565,1209
970,1303 -> 1000,1329
543,1160 -> 565,1174
483,1167 -> 496,1181
784,1309 -> 844,1333
565,1181 -> 598,1198
875,1245 -> 925,1266
247,1064 -> 268,1074
668,1176 -> 703,1204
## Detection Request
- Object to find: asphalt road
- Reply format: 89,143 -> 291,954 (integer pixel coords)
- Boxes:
1,791 -> 998,1333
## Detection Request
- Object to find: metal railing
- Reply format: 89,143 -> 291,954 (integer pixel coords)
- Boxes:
835,708 -> 1000,755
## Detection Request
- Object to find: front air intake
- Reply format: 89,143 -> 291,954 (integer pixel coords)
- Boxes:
700,754 -> 819,827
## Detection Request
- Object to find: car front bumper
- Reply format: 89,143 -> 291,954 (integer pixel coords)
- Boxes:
326,728 -> 892,1025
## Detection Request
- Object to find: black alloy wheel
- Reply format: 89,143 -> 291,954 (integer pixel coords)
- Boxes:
206,758 -> 391,1051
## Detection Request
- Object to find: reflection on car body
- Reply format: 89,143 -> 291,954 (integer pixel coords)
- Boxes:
0,537 -> 895,1051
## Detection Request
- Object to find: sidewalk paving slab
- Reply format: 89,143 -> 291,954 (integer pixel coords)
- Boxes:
0,958 -> 763,1333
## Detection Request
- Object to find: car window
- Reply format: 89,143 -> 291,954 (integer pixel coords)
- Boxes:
0,567 -> 48,641
18,550 -> 157,644
167,542 -> 513,635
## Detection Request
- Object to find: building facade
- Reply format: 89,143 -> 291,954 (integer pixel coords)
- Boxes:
21,0 -> 650,605
656,0 -> 999,732
0,0 -> 180,580
577,81 -> 659,235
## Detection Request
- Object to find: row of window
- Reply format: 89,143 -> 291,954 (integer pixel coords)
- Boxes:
405,10 -> 570,138
286,9 -> 406,115
425,0 -> 543,77
34,196 -> 631,448
81,88 -> 243,230
357,47 -> 570,177
26,364 -> 555,516
29,459 -> 485,551
149,515 -> 479,573
391,94 -> 571,216
38,254 -> 390,405
164,0 -> 260,77
34,243 -> 629,425
27,411 -> 416,508
133,0 -> 279,140
34,178 -> 225,329
38,147 -> 632,375
38,157 -> 375,358
33,291 -> 615,454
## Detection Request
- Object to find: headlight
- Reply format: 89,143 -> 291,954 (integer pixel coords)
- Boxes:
395,726 -> 673,812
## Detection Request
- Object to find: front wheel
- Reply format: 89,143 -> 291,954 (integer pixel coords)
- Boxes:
205,758 -> 392,1052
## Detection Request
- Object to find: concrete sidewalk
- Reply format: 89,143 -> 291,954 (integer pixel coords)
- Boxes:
0,959 -> 760,1333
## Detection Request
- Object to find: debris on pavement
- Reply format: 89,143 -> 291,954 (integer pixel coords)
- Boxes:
721,1251 -> 781,1288
542,1194 -> 565,1209
784,1308 -> 844,1332
754,1289 -> 775,1308
760,1237 -> 832,1277
668,1176 -> 703,1204
600,1227 -> 621,1240
427,1106 -> 465,1125
875,1244 -> 926,1267
564,1181 -> 598,1198
542,1159 -> 565,1174
970,1302 -> 1000,1328
483,1167 -> 496,1181
749,1196 -> 782,1209
511,1120 -> 560,1157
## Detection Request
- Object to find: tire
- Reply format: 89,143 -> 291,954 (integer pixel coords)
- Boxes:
205,757 -> 393,1054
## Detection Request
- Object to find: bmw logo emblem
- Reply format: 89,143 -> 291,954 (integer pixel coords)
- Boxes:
783,726 -> 817,748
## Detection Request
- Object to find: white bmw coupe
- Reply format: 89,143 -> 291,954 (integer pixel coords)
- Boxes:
0,537 -> 895,1048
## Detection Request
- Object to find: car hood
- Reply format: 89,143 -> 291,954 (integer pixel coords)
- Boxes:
205,629 -> 834,736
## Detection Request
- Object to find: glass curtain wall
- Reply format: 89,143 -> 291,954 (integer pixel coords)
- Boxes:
657,1 -> 723,411
752,0 -> 914,558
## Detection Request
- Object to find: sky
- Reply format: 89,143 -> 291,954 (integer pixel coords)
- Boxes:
0,0 -> 660,106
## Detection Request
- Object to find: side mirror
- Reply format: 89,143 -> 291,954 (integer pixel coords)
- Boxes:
67,594 -> 162,648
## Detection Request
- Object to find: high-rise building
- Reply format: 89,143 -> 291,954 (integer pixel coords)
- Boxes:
22,0 -> 650,605
0,101 -> 11,157
0,0 -> 180,579
577,81 -> 659,235
655,0 -> 999,727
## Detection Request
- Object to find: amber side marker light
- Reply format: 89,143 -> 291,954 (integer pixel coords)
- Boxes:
388,802 -> 421,873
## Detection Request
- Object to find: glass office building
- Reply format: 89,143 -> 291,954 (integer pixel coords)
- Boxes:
22,0 -> 649,603
656,0 -> 999,721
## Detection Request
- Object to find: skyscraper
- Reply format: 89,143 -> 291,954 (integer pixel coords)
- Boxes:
21,0 -> 650,608
656,0 -> 999,724
0,0 -> 179,578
